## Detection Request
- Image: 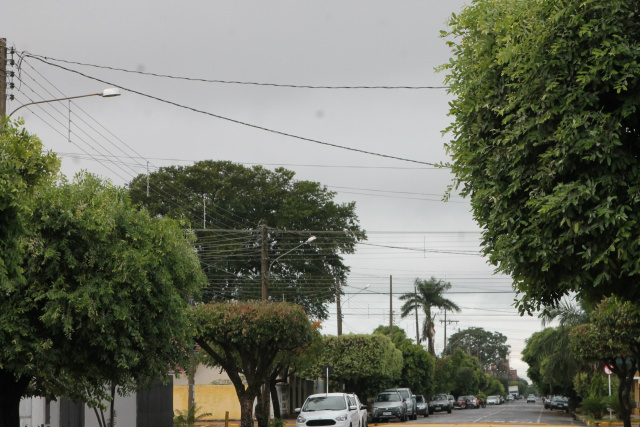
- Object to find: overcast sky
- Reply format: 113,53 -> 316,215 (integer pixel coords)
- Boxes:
4,1 -> 553,382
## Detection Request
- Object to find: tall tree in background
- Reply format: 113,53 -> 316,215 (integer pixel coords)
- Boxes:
399,277 -> 460,355
445,327 -> 510,371
128,160 -> 365,320
441,0 -> 640,313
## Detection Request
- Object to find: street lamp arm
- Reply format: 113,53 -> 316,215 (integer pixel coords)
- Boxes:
269,236 -> 316,270
8,88 -> 121,118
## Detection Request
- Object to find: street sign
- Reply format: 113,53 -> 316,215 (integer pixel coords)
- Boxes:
604,365 -> 613,375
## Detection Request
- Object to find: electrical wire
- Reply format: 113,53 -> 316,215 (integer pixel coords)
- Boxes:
23,54 -> 445,167
25,53 -> 450,90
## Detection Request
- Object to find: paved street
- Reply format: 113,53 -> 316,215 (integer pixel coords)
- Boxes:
374,398 -> 583,426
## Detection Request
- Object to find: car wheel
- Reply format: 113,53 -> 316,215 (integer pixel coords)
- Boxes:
447,407 -> 452,414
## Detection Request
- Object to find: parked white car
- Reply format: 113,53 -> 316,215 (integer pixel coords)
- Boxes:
348,393 -> 368,427
296,393 -> 363,427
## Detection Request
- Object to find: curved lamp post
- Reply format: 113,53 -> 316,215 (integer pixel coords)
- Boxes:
262,235 -> 316,301
8,88 -> 121,118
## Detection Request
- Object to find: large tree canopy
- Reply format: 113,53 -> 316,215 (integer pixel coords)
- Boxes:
445,327 -> 510,371
128,160 -> 365,319
1,172 -> 206,427
441,0 -> 640,312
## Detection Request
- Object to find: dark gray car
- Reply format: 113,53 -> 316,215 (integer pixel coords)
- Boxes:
372,391 -> 407,422
428,393 -> 452,414
385,388 -> 417,420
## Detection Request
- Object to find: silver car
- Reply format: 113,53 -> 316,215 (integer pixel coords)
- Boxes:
385,388 -> 417,420
372,391 -> 407,422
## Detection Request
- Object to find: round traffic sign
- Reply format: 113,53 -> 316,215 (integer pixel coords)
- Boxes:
604,365 -> 613,375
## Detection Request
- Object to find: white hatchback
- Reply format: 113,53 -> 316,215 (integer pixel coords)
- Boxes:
296,393 -> 363,427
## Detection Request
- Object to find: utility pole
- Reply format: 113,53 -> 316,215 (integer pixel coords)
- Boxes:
440,311 -> 459,354
389,275 -> 393,339
414,282 -> 420,344
1,38 -> 7,117
336,280 -> 342,336
261,225 -> 269,300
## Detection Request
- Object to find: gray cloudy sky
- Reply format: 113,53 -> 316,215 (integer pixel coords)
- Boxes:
4,1 -> 551,381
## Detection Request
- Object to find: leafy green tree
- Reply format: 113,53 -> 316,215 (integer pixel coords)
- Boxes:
21,173 -> 206,427
399,277 -> 460,355
570,297 -> 640,427
128,160 -> 365,320
306,333 -> 403,399
0,171 -> 206,427
192,301 -> 315,427
441,0 -> 640,313
445,327 -> 510,371
522,327 -> 579,400
371,326 -> 436,398
0,120 -> 59,427
0,119 -> 58,284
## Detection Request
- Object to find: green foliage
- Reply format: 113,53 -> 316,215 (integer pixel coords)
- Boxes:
441,0 -> 640,313
522,327 -> 578,397
128,160 -> 366,319
173,405 -> 212,427
580,396 -> 607,419
445,327 -> 510,370
192,301 -> 316,427
305,334 -> 403,399
22,173 -> 207,403
269,418 -> 284,427
0,118 -> 59,284
432,349 -> 485,396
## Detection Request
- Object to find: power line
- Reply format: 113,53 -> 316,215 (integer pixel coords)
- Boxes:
25,53 -> 450,90
23,54 -> 445,167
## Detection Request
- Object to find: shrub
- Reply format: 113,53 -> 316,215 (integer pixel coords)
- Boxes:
173,405 -> 212,427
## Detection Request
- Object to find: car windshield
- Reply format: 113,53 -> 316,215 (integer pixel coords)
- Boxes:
432,394 -> 447,400
415,396 -> 424,403
303,396 -> 347,411
398,390 -> 410,399
556,397 -> 568,402
376,393 -> 400,402
457,396 -> 467,401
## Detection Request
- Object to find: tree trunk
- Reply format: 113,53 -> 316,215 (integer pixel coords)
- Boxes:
270,368 -> 282,419
616,366 -> 635,427
255,385 -> 271,427
239,393 -> 258,427
0,370 -> 30,427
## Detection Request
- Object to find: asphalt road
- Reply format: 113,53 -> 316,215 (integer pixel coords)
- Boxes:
372,398 -> 583,426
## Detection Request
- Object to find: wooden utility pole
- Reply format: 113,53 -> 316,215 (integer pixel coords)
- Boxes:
440,311 -> 459,354
389,275 -> 393,339
336,280 -> 342,336
1,38 -> 7,117
414,283 -> 420,344
261,225 -> 269,300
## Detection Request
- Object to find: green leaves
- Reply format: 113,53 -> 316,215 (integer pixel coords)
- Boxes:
441,0 -> 640,312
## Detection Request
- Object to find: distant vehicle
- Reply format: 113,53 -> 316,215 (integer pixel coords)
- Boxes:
508,385 -> 519,399
486,396 -> 500,405
527,395 -> 536,403
506,395 -> 514,402
415,395 -> 429,417
455,396 -> 470,409
372,391 -> 407,422
295,393 -> 362,427
549,396 -> 569,413
544,396 -> 553,409
428,393 -> 452,414
447,395 -> 455,407
385,388 -> 417,420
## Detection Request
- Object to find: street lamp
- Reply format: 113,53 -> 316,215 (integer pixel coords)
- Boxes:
8,88 -> 121,118
262,235 -> 316,300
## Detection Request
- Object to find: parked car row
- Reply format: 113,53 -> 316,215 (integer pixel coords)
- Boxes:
371,388 -> 419,422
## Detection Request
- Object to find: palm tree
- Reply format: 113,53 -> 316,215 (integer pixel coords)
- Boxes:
399,277 -> 460,355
